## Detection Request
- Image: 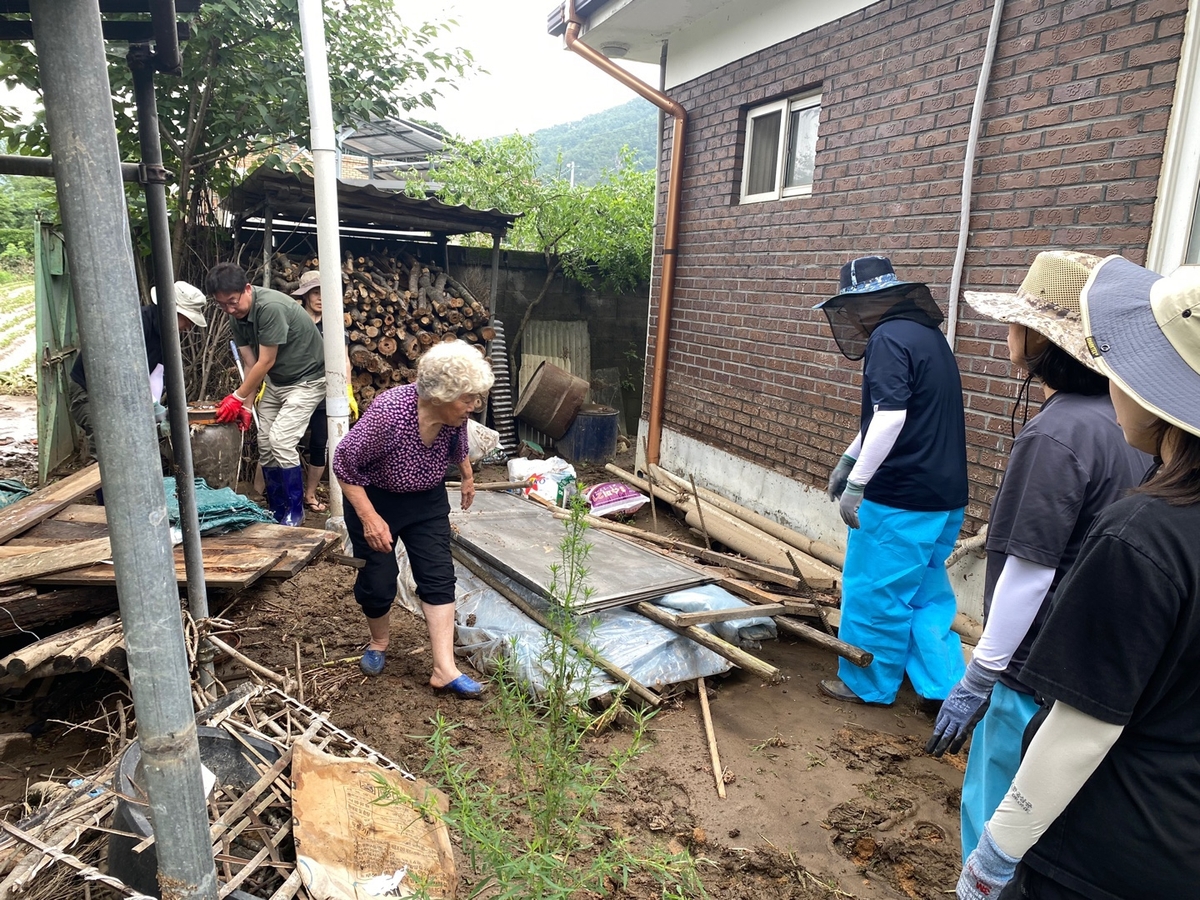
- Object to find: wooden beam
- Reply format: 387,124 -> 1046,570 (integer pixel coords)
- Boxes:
658,603 -> 787,628
0,464 -> 100,544
632,601 -> 783,684
0,538 -> 112,586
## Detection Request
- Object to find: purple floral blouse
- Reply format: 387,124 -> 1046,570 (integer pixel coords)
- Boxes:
332,384 -> 467,494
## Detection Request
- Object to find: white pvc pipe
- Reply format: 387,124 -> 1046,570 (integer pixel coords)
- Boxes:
298,0 -> 349,518
945,0 -> 1005,349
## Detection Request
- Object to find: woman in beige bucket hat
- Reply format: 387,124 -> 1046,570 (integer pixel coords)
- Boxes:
958,260 -> 1200,899
928,251 -> 1151,865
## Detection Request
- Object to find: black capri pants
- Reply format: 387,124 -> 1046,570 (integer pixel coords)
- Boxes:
305,401 -> 329,467
344,485 -> 456,618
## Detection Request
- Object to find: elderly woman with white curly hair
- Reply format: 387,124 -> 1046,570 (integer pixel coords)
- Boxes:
333,340 -> 494,695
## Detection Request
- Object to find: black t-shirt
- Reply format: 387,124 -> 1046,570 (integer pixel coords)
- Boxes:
70,304 -> 163,390
1020,493 -> 1200,898
859,318 -> 967,511
983,392 -> 1151,694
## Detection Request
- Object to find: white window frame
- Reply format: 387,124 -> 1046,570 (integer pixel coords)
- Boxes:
1147,3 -> 1200,272
740,91 -> 822,204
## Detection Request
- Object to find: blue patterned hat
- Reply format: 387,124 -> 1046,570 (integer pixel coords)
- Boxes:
814,256 -> 928,308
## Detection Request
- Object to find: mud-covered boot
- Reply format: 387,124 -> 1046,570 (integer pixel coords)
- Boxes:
261,466 -> 286,524
278,465 -> 305,526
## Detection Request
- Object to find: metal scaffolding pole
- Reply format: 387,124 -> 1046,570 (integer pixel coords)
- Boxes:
128,42 -> 214,691
298,0 -> 349,519
29,1 -> 218,897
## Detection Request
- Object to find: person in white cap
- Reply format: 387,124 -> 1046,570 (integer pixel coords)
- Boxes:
68,280 -> 208,462
958,260 -> 1200,900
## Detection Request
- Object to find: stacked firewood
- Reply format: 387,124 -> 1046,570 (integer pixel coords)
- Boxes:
268,250 -> 495,404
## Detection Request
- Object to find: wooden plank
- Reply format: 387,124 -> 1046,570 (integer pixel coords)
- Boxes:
661,603 -> 787,627
24,505 -> 333,580
0,464 -> 100,545
715,577 -> 822,618
29,547 -> 286,589
0,537 -> 112,585
0,587 -> 118,638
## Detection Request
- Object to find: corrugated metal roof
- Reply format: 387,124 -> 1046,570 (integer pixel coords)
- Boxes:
224,165 -> 519,237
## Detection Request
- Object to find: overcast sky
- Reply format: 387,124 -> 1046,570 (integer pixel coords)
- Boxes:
0,2 -> 658,140
399,0 -> 659,139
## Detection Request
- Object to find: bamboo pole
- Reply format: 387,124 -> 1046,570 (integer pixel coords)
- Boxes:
632,601 -> 783,684
689,473 -> 712,550
773,615 -> 873,668
452,548 -> 662,707
697,677 -> 725,799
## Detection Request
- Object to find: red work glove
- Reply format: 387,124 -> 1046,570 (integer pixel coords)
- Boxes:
215,393 -> 248,426
233,406 -> 252,432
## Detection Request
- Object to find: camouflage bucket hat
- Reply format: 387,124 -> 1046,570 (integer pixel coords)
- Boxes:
964,250 -> 1103,370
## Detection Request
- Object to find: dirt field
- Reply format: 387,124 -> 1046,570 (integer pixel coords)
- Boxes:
0,414 -> 968,899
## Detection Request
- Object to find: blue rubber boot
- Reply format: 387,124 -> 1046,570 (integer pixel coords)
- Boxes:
261,466 -> 286,524
278,465 -> 305,527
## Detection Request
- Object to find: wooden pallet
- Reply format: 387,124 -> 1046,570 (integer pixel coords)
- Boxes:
2,505 -> 333,590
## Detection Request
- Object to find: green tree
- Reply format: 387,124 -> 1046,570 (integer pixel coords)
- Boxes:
0,175 -> 54,231
0,0 -> 474,278
432,133 -> 653,367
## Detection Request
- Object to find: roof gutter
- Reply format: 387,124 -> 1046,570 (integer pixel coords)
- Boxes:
563,0 -> 686,466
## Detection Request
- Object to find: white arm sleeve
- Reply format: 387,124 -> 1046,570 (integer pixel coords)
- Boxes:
848,409 -> 906,485
844,431 -> 863,459
988,702 -> 1124,859
149,363 -> 165,404
973,556 -> 1057,672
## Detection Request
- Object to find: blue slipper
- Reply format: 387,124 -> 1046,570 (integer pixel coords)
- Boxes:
360,649 -> 385,677
433,673 -> 485,699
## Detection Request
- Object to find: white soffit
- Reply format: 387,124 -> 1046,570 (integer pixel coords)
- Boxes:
579,0 -> 878,88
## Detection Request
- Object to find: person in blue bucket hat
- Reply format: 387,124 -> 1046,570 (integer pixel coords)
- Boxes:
958,259 -> 1200,899
815,256 -> 968,707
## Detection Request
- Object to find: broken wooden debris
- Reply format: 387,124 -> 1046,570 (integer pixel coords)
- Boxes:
0,537 -> 112,586
555,511 -> 807,591
632,601 -> 784,684
0,463 -> 101,546
606,464 -> 839,592
452,546 -> 662,707
697,676 -> 726,800
656,604 -> 787,628
650,463 -> 846,570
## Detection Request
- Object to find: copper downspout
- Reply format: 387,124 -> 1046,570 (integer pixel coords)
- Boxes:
564,1 -> 686,466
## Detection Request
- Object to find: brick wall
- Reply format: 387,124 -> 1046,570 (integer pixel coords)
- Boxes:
651,0 -> 1186,529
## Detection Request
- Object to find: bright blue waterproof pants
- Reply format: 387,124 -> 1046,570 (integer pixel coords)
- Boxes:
837,499 -> 965,705
959,681 -> 1040,860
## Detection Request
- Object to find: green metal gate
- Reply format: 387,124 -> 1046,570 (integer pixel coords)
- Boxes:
34,216 -> 80,484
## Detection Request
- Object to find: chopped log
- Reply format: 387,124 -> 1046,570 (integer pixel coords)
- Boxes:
76,630 -> 124,672
1,615 -> 120,677
377,336 -> 398,358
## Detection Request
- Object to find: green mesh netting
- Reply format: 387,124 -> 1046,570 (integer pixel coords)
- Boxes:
163,477 -> 275,535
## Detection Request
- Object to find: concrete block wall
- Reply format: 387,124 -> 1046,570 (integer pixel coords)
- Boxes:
650,0 -> 1186,529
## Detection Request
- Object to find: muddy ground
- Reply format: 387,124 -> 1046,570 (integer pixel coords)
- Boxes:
0,410 -> 968,899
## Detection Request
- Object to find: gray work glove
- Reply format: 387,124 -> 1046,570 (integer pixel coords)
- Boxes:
838,481 -> 865,529
958,826 -> 1019,900
926,658 -> 999,757
826,453 -> 856,501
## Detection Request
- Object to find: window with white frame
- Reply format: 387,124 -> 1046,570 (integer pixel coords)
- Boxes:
740,92 -> 822,203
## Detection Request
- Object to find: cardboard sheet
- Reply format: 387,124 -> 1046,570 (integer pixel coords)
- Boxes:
291,739 -> 456,899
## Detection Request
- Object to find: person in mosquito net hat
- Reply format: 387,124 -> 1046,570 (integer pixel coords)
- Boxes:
813,256 -> 969,708
957,260 -> 1200,900
925,252 -> 1150,866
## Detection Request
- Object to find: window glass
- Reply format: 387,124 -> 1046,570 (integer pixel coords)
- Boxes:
746,110 -> 782,196
784,103 -> 820,190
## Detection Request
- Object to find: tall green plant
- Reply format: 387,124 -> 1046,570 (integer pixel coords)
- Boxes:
379,498 -> 703,900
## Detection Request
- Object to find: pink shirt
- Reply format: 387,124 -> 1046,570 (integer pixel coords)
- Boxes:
332,384 -> 467,493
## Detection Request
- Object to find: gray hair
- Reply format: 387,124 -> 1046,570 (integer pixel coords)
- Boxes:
416,340 -> 495,403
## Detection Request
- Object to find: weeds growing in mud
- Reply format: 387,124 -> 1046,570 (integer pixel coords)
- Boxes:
380,497 -> 704,899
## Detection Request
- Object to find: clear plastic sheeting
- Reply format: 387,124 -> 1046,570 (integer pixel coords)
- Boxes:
390,543 -> 776,699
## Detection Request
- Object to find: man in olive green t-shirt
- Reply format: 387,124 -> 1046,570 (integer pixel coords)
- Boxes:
206,262 -> 325,526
